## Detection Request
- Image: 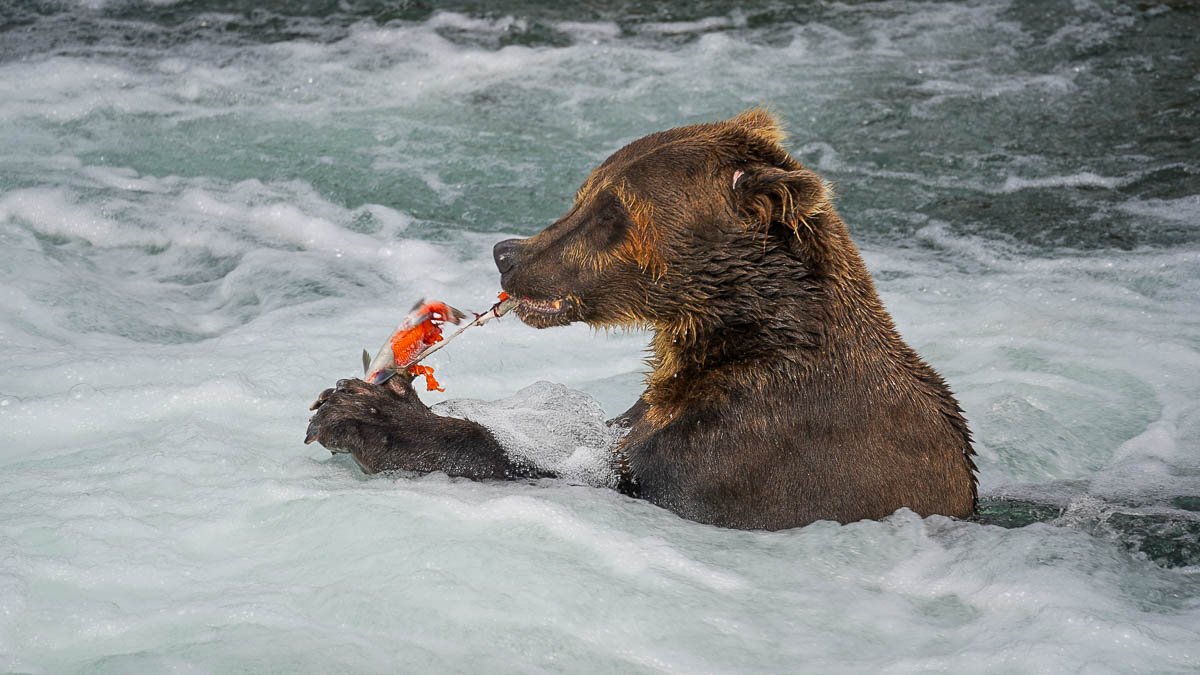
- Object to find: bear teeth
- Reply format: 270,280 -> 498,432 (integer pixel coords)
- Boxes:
521,297 -> 566,313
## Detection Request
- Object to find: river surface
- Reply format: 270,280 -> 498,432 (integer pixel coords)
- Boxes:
1,1 -> 1198,672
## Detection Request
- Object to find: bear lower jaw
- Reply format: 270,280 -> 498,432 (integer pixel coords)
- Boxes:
513,296 -> 576,328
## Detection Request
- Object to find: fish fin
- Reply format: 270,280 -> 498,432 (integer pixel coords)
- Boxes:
362,348 -> 371,375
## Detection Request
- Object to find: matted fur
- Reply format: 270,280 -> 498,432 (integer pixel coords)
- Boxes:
307,110 -> 978,530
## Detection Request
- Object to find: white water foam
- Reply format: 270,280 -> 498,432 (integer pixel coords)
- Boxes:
1,1 -> 1198,672
433,381 -> 624,488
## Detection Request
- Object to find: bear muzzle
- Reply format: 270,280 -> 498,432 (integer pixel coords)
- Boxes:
493,237 -> 524,275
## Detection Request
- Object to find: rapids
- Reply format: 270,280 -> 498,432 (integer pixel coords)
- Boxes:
1,1 -> 1197,672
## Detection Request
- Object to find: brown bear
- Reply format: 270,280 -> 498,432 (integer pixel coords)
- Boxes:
305,109 -> 977,530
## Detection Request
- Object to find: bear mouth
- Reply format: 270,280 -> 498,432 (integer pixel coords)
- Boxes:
514,296 -> 576,328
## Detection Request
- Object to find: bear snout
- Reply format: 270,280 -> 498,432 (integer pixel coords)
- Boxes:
493,238 -> 523,275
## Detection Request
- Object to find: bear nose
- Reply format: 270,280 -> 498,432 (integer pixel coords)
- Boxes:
493,238 -> 523,275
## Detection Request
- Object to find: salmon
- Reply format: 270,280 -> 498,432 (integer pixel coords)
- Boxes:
362,293 -> 517,391
363,300 -> 466,388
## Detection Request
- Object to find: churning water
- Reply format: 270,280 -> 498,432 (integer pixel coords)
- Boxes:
1,0 -> 1198,672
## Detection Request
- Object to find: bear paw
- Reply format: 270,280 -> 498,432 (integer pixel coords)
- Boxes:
305,377 -> 423,457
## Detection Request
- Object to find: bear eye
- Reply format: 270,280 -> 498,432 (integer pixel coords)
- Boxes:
588,193 -> 629,249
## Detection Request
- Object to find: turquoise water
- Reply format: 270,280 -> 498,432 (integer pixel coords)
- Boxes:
1,1 -> 1198,672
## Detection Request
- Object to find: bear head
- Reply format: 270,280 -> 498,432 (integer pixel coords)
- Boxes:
494,109 -> 845,347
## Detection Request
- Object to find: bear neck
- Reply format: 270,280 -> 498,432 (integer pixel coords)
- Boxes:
642,212 -> 921,426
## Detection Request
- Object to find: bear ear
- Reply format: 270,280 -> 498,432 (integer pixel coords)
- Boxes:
727,108 -> 787,147
734,165 -> 830,236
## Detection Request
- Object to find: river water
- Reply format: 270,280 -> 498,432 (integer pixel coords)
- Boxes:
1,1 -> 1198,672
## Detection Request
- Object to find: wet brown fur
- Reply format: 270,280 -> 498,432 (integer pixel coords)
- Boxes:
307,110 -> 977,531
495,110 -> 977,529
